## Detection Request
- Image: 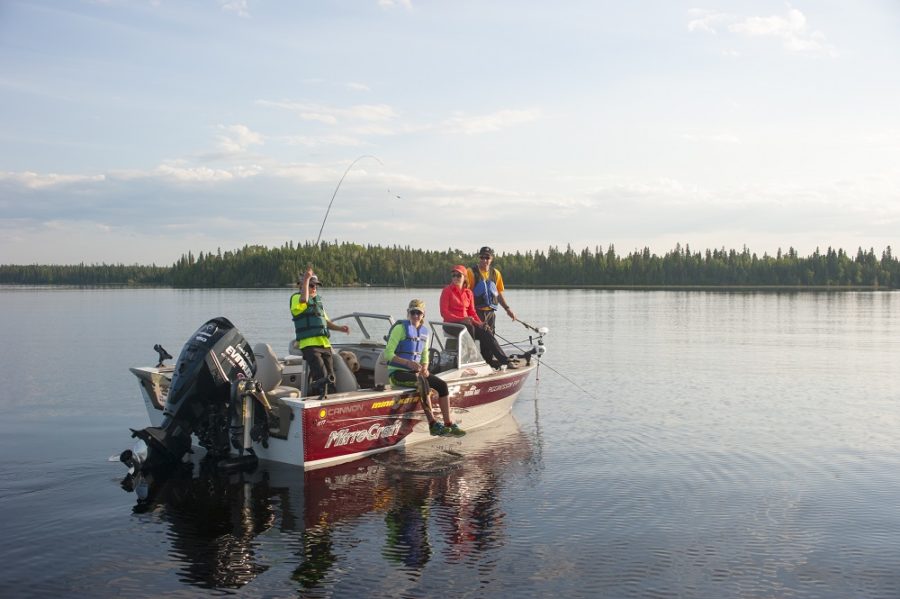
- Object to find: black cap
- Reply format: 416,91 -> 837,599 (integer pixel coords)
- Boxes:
297,274 -> 322,286
479,246 -> 494,256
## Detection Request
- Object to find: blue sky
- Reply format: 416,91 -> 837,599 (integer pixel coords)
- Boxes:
1,0 -> 898,265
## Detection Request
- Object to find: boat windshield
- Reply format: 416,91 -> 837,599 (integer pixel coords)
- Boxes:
428,321 -> 483,369
330,313 -> 395,346
326,314 -> 484,371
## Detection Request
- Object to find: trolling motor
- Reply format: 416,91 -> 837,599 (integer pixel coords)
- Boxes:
120,317 -> 268,500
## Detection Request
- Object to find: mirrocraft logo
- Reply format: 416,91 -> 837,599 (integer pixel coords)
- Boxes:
325,421 -> 403,448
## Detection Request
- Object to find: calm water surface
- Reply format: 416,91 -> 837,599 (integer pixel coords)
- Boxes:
1,287 -> 899,598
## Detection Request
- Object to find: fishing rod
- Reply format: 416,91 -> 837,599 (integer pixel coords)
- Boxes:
314,154 -> 384,247
494,329 -> 603,402
516,318 -> 547,335
306,154 -> 384,278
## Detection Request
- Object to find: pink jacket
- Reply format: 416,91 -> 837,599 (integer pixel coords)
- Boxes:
440,284 -> 483,324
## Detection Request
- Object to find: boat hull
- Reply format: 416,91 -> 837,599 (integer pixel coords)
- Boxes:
132,364 -> 534,470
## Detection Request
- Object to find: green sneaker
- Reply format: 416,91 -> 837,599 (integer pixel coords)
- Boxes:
444,423 -> 466,437
429,421 -> 447,436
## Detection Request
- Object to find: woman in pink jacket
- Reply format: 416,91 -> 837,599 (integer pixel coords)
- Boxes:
439,264 -> 513,368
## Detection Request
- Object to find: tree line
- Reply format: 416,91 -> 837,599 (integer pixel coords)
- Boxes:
1,242 -> 897,288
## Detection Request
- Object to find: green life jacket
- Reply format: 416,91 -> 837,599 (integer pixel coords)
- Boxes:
292,294 -> 329,340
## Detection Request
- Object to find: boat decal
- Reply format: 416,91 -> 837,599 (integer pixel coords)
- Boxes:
371,396 -> 419,410
325,421 -> 404,449
487,380 -> 518,393
223,344 -> 254,379
316,411 -> 419,428
323,402 -> 370,417
194,323 -> 217,343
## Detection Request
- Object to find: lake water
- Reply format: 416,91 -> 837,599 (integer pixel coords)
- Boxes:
1,287 -> 899,598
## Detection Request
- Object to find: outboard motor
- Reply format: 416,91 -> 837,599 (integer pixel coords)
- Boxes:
121,317 -> 257,476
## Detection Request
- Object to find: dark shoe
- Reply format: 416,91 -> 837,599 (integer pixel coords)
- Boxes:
444,423 -> 466,437
311,380 -> 327,399
429,421 -> 447,436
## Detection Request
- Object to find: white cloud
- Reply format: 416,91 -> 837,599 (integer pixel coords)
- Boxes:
687,9 -> 729,34
730,8 -> 836,56
216,124 -> 264,153
283,134 -> 365,148
442,108 -> 542,135
0,171 -> 106,189
268,163 -> 342,183
345,104 -> 396,121
258,100 -> 538,140
258,100 -> 397,125
103,163 -> 250,183
3,162 -> 899,265
152,164 -> 245,183
346,82 -> 371,92
220,0 -> 250,18
688,6 -> 837,57
378,0 -> 412,10
682,132 -> 741,144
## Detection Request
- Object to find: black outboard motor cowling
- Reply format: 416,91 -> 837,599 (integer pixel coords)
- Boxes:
124,317 -> 256,474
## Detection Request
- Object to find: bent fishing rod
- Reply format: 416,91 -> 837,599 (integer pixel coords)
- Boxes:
314,154 -> 384,247
306,154 -> 384,275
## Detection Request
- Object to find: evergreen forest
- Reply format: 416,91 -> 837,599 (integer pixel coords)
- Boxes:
1,241 -> 898,289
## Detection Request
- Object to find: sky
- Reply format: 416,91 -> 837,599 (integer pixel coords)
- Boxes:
1,0 -> 899,265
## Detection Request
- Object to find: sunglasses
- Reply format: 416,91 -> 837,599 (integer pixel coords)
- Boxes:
408,309 -> 423,316
479,255 -> 492,260
451,272 -> 463,278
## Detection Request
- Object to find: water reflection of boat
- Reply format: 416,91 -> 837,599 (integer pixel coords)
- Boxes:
133,413 -> 533,591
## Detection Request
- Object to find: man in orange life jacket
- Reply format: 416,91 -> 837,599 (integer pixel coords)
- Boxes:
466,246 -> 517,334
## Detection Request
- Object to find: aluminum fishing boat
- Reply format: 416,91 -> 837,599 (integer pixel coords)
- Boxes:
123,312 -> 546,474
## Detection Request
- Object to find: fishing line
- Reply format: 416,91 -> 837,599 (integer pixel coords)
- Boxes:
494,329 -> 603,402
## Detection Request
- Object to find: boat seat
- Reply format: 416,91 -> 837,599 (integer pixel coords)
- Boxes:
333,348 -> 360,393
373,350 -> 390,389
253,343 -> 301,399
427,348 -> 444,374
283,341 -> 359,395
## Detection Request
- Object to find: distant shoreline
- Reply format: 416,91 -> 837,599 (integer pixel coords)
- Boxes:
0,283 -> 889,292
3,242 -> 897,288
